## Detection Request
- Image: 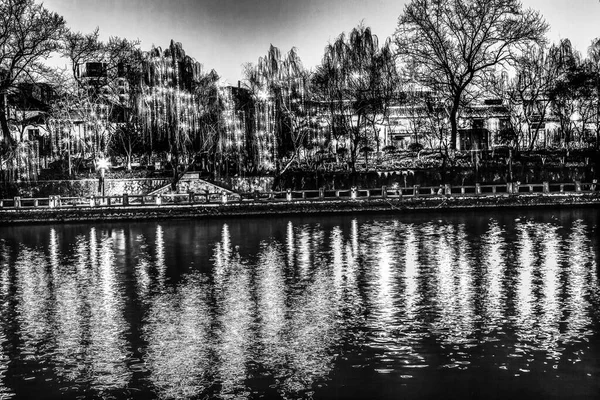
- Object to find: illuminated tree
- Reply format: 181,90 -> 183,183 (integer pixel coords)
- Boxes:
244,45 -> 313,174
55,30 -> 141,174
313,25 -> 397,172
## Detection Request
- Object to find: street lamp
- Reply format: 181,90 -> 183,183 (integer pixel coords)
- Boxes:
98,157 -> 109,199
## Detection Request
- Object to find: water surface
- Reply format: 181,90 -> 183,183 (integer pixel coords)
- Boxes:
0,209 -> 599,399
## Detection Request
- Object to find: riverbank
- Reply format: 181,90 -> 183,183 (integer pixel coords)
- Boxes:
1,192 -> 599,224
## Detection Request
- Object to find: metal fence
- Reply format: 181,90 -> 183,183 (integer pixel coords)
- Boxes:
0,181 -> 597,210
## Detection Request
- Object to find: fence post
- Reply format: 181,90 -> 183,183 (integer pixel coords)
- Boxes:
89,196 -> 95,207
382,186 -> 387,199
302,191 -> 307,199
351,186 -> 357,199
529,185 -> 534,193
56,195 -> 61,207
319,187 -> 325,199
475,183 -> 482,195
123,193 -> 129,206
543,182 -> 550,193
575,181 -> 581,192
14,196 -> 21,209
445,184 -> 452,196
492,185 -> 497,194
413,185 -> 420,198
560,184 -> 565,193
506,182 -> 514,194
286,189 -> 292,202
221,191 -> 228,204
461,186 -> 466,195
155,194 -> 162,205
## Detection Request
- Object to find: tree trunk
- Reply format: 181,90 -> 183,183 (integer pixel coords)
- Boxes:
0,94 -> 16,149
450,101 -> 459,150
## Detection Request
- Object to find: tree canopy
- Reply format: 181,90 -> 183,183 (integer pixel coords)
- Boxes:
395,0 -> 548,150
0,0 -> 66,149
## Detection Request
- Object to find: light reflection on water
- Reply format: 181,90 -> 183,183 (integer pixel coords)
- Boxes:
0,209 -> 598,399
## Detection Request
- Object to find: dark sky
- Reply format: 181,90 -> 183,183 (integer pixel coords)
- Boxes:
44,0 -> 600,84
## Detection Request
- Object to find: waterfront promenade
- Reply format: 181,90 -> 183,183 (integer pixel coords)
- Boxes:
1,181 -> 598,224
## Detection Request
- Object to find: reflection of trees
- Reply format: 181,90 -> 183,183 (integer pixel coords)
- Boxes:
255,242 -> 287,374
88,232 -> 131,390
280,256 -> 340,395
562,221 -> 595,349
143,273 -> 211,399
514,223 -> 536,343
15,248 -> 51,350
53,236 -> 88,382
362,222 -> 399,340
213,224 -> 253,398
538,224 -> 562,363
431,224 -> 476,353
481,221 -> 506,334
254,223 -> 358,397
9,228 -> 132,394
1,214 -> 599,398
0,242 -> 14,398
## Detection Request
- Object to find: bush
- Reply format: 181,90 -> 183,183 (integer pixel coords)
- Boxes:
408,142 -> 424,152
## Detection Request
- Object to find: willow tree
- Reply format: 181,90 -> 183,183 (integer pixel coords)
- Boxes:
395,0 -> 548,151
244,45 -> 312,174
139,40 -> 213,189
313,25 -> 397,172
0,0 -> 65,180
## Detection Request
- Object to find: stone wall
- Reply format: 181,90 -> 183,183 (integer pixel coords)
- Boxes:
276,165 -> 598,191
1,178 -> 170,198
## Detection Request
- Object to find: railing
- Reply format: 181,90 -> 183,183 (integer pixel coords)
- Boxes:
0,181 -> 597,210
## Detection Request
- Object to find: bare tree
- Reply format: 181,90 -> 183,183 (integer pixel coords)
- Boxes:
490,45 -> 558,150
0,0 -> 65,170
548,39 -> 597,148
395,0 -> 548,150
57,30 -> 141,174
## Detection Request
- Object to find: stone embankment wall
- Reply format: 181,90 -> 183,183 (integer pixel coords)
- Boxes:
1,177 -> 233,198
1,178 -> 170,198
276,165 -> 597,191
1,193 -> 598,225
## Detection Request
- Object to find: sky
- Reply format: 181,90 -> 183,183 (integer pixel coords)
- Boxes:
43,0 -> 600,84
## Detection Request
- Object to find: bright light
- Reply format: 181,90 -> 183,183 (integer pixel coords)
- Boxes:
98,158 -> 109,171
257,90 -> 269,101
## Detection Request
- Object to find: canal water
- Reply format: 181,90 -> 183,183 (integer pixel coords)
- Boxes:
0,209 -> 598,399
